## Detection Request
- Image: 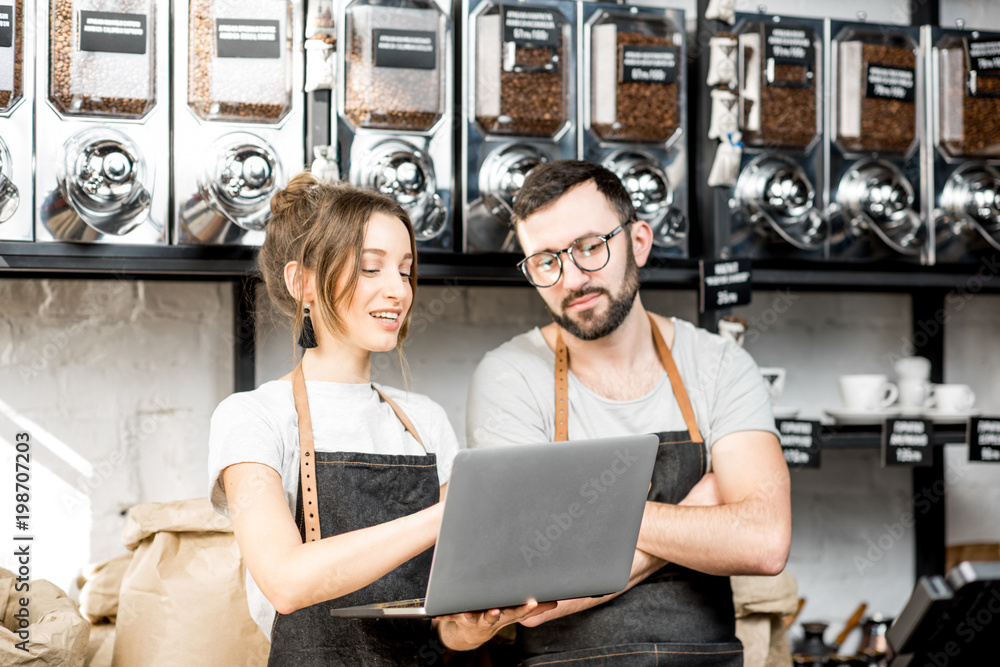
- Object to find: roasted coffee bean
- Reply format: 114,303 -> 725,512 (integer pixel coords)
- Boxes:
344,22 -> 440,132
591,31 -> 679,144
742,48 -> 818,149
187,0 -> 287,122
838,43 -> 916,155
49,0 -> 152,117
477,45 -> 566,138
940,45 -> 1000,157
0,0 -> 23,109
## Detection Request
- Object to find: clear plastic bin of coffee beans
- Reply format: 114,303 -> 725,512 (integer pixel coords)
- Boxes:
188,0 -> 292,123
0,0 -> 24,110
589,21 -> 679,144
475,6 -> 570,138
836,37 -> 917,155
49,0 -> 155,118
344,3 -> 444,132
937,36 -> 1000,158
741,23 -> 819,150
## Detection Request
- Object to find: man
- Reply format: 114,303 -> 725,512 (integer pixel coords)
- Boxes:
466,160 -> 791,666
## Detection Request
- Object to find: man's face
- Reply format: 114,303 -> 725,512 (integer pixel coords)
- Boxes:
517,180 -> 640,341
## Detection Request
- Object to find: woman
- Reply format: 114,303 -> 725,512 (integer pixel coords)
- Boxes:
208,173 -> 549,665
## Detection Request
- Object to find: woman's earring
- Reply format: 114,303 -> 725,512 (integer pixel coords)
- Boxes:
298,303 -> 318,349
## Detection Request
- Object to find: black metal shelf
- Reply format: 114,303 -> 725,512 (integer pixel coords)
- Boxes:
3,241 -> 997,292
815,422 -> 970,450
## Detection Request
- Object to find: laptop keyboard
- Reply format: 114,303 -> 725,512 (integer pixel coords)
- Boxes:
370,598 -> 426,609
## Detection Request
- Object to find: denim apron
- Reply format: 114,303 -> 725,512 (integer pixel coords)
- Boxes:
517,315 -> 743,667
267,364 -> 442,666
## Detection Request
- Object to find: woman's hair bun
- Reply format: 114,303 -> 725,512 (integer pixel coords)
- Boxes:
270,171 -> 320,218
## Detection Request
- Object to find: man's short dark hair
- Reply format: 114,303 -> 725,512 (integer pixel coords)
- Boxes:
511,160 -> 636,229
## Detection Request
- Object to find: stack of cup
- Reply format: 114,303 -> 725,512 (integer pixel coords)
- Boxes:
894,356 -> 932,414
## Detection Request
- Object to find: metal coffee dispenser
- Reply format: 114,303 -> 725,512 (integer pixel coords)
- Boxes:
0,0 -> 31,242
462,0 -> 576,253
723,13 -> 826,260
35,0 -> 169,244
580,1 -> 688,258
337,0 -> 452,251
827,21 -> 928,263
174,0 -> 303,245
927,24 -> 1000,263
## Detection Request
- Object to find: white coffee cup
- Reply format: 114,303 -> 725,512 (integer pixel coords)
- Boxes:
893,356 -> 931,381
929,384 -> 976,413
898,379 -> 932,410
838,374 -> 899,411
759,367 -> 786,407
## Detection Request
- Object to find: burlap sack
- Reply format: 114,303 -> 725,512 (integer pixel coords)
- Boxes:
0,567 -> 90,666
111,498 -> 270,667
79,554 -> 132,624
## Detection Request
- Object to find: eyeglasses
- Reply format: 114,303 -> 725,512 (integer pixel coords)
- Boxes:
517,225 -> 626,288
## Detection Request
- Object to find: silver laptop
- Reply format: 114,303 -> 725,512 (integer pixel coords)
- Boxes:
329,434 -> 659,618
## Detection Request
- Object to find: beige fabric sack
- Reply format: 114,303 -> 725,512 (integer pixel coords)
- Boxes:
732,571 -> 799,667
0,568 -> 90,666
79,554 -> 132,624
112,498 -> 270,667
85,623 -> 115,667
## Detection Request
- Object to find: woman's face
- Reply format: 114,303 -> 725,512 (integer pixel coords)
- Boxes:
337,212 -> 414,353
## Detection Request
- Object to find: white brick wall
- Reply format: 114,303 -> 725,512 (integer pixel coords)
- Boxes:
0,279 -> 232,594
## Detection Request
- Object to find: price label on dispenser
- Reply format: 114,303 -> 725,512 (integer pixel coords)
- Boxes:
968,418 -> 1000,463
882,419 -> 934,467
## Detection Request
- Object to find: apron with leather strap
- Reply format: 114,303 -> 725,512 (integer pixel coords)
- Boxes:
267,364 -> 442,666
518,314 -> 743,667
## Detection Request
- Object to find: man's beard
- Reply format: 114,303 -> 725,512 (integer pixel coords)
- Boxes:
547,257 -> 640,341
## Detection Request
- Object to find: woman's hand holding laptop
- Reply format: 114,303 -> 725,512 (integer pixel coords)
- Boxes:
435,599 -> 558,651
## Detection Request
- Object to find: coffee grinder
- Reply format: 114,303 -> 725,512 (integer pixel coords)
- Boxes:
336,0 -> 453,251
826,20 -> 928,263
926,23 -> 1000,264
173,0 -> 304,245
579,0 -> 688,258
0,0 -> 31,242
721,13 -> 826,261
461,0 -> 577,253
35,0 -> 169,244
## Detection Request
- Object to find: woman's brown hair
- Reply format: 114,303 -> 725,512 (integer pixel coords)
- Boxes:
258,172 -> 418,352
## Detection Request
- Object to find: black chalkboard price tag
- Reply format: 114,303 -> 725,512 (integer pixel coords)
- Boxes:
968,417 -> 1000,463
882,418 -> 934,467
216,19 -> 281,59
78,11 -> 147,55
778,419 -> 820,469
373,29 -> 437,70
0,5 -> 13,50
699,258 -> 752,313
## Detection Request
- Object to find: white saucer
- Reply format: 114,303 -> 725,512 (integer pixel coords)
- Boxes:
772,406 -> 801,419
824,407 -> 902,424
921,408 -> 981,424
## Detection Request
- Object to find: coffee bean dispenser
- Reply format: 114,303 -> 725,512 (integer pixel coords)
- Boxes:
722,13 -> 826,260
0,0 -> 31,242
927,24 -> 1000,263
174,0 -> 303,245
35,0 -> 169,244
462,0 -> 576,253
580,1 -> 688,258
826,21 -> 928,263
336,0 -> 452,251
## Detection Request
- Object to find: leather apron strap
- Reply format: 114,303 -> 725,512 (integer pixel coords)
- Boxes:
554,313 -> 703,445
292,362 -> 424,543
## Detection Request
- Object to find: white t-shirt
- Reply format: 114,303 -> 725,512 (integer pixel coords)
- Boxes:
466,317 -> 778,471
208,379 -> 461,638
